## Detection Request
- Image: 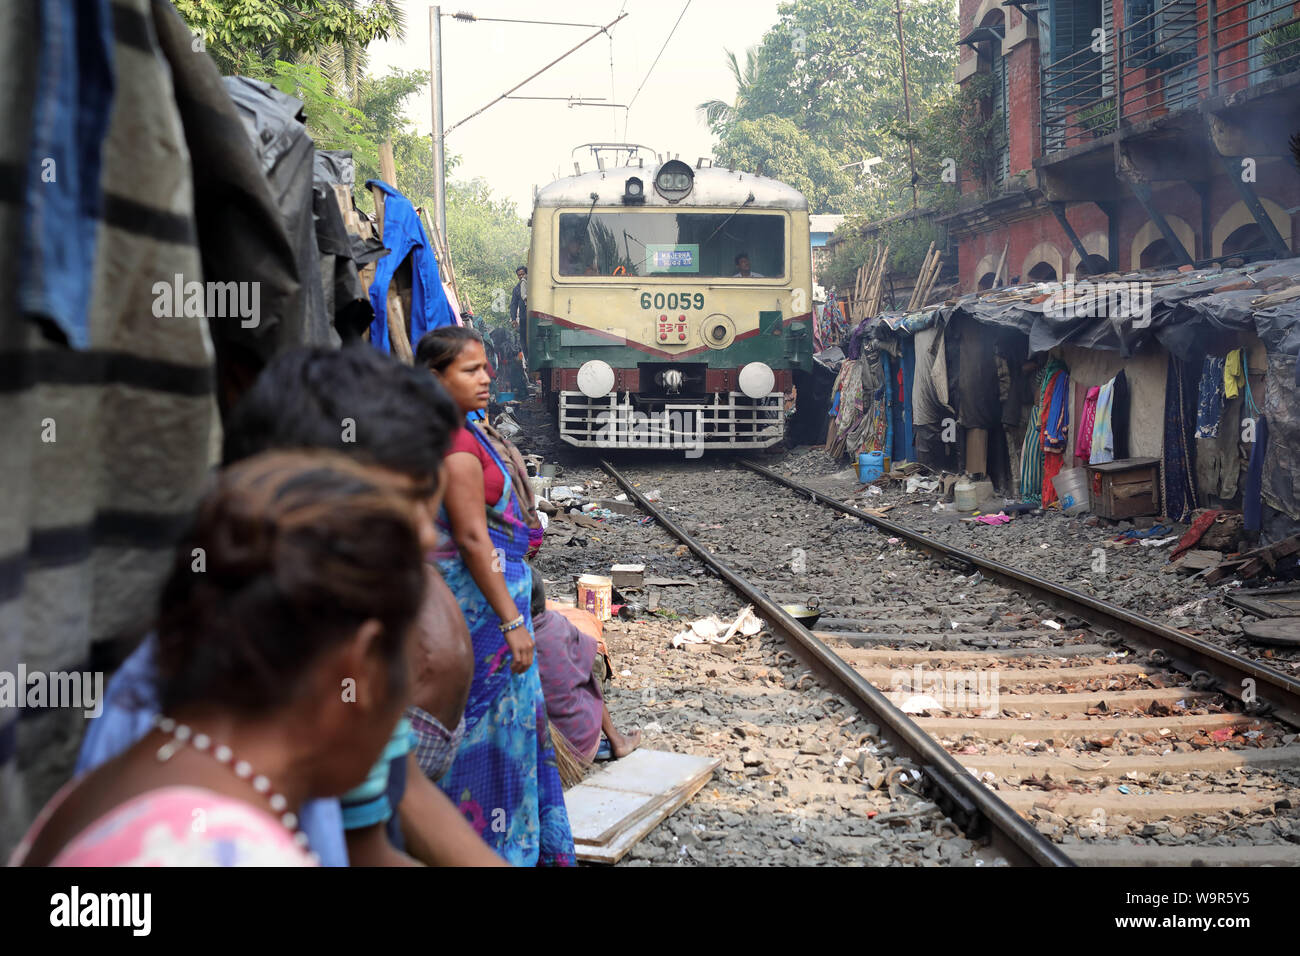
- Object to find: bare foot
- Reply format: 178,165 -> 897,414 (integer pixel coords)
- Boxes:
609,729 -> 642,759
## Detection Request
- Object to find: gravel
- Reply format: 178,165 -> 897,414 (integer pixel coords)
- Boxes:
762,446 -> 1300,681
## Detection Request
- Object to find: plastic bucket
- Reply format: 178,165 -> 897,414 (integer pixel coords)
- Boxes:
954,481 -> 977,512
858,451 -> 884,483
576,574 -> 612,621
1052,467 -> 1091,516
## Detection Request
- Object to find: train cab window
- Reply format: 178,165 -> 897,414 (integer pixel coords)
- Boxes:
556,211 -> 785,279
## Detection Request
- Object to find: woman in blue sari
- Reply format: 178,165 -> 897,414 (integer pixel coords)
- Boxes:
414,327 -> 575,867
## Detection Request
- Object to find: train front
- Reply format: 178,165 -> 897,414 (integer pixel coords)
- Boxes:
526,158 -> 814,454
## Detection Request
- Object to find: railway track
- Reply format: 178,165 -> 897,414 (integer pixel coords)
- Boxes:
599,458 -> 1300,867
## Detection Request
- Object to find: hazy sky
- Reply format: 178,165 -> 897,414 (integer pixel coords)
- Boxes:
369,0 -> 784,215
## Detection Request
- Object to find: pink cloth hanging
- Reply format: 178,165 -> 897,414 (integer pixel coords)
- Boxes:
1075,386 -> 1101,460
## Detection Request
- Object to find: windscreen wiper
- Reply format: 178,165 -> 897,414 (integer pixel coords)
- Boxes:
701,192 -> 755,249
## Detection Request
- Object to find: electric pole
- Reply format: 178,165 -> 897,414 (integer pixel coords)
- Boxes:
894,0 -> 918,210
429,5 -> 447,242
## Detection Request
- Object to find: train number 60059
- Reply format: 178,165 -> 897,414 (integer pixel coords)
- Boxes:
641,292 -> 706,310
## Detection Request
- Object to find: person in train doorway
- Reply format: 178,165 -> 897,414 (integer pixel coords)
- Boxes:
510,265 -> 529,373
510,266 -> 527,326
733,252 -> 764,278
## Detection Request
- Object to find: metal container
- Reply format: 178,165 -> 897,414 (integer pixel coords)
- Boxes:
781,599 -> 821,630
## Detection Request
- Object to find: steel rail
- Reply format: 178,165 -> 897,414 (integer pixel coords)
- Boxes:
739,459 -> 1300,730
600,458 -> 1075,868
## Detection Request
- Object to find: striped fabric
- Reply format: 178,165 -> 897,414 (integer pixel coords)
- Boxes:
1019,367 -> 1049,504
0,0 -> 221,857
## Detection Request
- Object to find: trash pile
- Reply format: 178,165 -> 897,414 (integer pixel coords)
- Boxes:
533,469 -> 648,547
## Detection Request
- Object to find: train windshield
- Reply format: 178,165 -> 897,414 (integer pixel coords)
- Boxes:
556,211 -> 785,279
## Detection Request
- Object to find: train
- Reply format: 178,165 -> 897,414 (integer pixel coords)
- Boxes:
524,148 -> 814,452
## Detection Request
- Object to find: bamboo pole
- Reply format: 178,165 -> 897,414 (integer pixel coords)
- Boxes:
911,242 -> 936,311
921,253 -> 941,308
912,245 -> 941,311
993,242 -> 1009,289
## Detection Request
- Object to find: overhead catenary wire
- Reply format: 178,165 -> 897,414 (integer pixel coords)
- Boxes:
624,0 -> 692,135
443,12 -> 629,139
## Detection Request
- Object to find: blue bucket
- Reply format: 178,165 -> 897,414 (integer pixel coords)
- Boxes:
858,451 -> 884,483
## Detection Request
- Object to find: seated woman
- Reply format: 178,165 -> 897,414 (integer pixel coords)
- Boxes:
11,450 -> 428,866
530,574 -> 640,766
415,326 -> 575,867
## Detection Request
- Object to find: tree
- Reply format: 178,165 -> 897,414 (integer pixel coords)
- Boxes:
176,2 -> 527,321
175,0 -> 403,95
704,0 -> 959,216
697,47 -> 760,129
714,116 -> 857,213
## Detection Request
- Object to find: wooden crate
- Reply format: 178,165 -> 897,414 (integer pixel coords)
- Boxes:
1087,457 -> 1160,520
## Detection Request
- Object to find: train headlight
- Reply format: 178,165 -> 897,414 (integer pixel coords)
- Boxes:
577,360 -> 616,398
738,362 -> 775,399
700,313 -> 735,349
623,177 -> 645,204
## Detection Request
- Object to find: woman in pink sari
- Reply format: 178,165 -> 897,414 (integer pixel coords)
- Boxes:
11,450 -> 430,866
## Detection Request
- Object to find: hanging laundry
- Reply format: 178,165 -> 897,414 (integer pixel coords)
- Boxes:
1224,348 -> 1245,399
18,0 -> 116,349
1040,362 -> 1070,507
366,180 -> 459,355
1089,378 -> 1116,465
1194,355 -> 1227,439
1021,359 -> 1066,505
1076,386 -> 1101,460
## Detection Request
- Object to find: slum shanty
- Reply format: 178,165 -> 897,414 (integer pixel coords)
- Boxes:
4,0 -> 1300,902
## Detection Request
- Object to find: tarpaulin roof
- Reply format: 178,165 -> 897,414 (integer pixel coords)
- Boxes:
867,258 -> 1300,361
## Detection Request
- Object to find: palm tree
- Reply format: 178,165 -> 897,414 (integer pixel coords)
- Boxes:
696,46 -> 760,130
299,0 -> 405,101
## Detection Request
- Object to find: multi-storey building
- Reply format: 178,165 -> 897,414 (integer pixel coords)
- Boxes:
946,0 -> 1300,290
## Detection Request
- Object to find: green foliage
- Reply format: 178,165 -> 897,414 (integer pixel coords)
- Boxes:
696,47 -> 760,129
1075,97 -> 1118,138
178,1 -> 528,321
175,0 -> 402,95
714,115 -> 858,213
903,72 -> 1007,202
1262,22 -> 1300,78
702,0 -> 958,216
357,68 -> 429,139
269,59 -> 376,165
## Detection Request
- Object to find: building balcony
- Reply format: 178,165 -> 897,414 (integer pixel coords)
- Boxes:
1041,0 -> 1300,155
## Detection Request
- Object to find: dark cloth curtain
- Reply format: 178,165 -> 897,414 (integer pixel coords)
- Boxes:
1244,414 -> 1269,534
1162,356 -> 1200,522
1112,368 -> 1130,459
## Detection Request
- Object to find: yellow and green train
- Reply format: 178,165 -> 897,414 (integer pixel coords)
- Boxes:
525,155 -> 814,450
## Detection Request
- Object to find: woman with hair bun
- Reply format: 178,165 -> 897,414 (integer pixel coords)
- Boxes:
414,326 -> 575,867
11,451 -> 428,866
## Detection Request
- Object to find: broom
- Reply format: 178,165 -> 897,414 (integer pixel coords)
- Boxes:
549,724 -> 590,789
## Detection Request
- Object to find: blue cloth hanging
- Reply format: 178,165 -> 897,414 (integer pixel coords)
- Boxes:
19,0 -> 116,348
899,337 -> 916,463
365,180 -> 458,355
